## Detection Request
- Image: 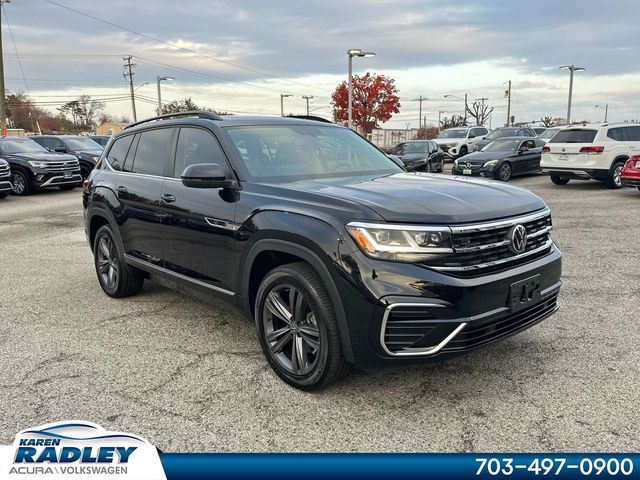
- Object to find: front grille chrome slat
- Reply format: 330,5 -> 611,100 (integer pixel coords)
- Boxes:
423,208 -> 553,277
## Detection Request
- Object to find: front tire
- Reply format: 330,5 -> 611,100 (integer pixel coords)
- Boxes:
495,162 -> 512,182
606,161 -> 625,189
93,225 -> 143,298
255,262 -> 349,390
10,170 -> 32,196
458,146 -> 468,158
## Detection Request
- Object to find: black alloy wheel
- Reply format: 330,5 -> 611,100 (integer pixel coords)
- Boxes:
255,262 -> 349,390
10,170 -> 31,196
93,225 -> 143,298
497,162 -> 512,182
606,161 -> 625,189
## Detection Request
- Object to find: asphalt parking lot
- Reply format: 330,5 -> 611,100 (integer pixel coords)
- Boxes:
0,170 -> 638,452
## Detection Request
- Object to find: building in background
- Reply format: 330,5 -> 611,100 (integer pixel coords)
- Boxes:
95,122 -> 128,136
369,128 -> 419,149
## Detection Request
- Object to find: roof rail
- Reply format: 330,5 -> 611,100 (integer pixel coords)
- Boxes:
123,111 -> 223,130
285,115 -> 334,124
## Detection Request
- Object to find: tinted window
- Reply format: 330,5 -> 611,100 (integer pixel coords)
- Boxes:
393,142 -> 429,155
63,137 -> 102,151
0,138 -> 48,154
106,135 -> 134,172
226,125 -> 401,181
549,130 -> 597,143
520,140 -> 536,150
606,128 -> 626,141
436,129 -> 468,139
486,128 -> 518,140
534,139 -> 546,148
624,126 -> 640,141
130,128 -> 174,176
174,128 -> 227,178
482,139 -> 521,152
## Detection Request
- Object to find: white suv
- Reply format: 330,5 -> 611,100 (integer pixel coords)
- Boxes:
433,126 -> 488,159
540,123 -> 640,188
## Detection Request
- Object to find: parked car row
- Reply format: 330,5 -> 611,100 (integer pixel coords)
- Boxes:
0,135 -> 107,198
391,122 -> 640,195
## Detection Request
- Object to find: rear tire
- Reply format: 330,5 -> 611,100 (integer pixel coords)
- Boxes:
606,161 -> 625,189
10,170 -> 32,196
93,225 -> 143,298
255,262 -> 349,390
550,175 -> 570,185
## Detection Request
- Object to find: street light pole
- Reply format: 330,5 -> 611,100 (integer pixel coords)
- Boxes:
0,0 -> 8,135
302,95 -> 314,116
347,49 -> 376,130
560,65 -> 585,124
444,93 -> 469,124
595,104 -> 608,122
280,94 -> 293,117
156,76 -> 175,115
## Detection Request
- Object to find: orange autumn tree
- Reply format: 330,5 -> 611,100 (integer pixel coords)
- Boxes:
331,73 -> 400,134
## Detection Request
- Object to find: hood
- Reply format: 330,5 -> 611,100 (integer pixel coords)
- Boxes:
4,152 -> 78,163
457,150 -> 512,165
433,137 -> 463,145
277,173 -> 546,224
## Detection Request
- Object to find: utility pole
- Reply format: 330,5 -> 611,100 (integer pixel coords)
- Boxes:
505,80 -> 512,127
412,95 -> 426,130
302,95 -> 314,116
464,93 -> 468,125
560,65 -> 585,125
477,97 -> 489,125
123,56 -> 137,122
0,1 -> 8,135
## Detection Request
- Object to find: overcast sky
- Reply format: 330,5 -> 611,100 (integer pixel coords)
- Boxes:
4,0 -> 640,128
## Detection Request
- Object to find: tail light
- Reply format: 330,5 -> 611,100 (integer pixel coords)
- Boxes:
541,146 -> 550,153
579,146 -> 604,154
82,179 -> 91,194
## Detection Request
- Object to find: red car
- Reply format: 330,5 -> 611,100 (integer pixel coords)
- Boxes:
621,155 -> 640,191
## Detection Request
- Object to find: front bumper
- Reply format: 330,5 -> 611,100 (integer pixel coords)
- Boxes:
0,175 -> 12,193
32,168 -> 83,189
452,166 -> 495,178
332,243 -> 562,371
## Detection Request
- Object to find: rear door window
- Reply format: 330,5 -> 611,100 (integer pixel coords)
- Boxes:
624,126 -> 640,141
549,130 -> 597,143
607,128 -> 627,141
130,128 -> 175,177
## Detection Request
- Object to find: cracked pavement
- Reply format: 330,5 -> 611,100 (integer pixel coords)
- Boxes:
0,170 -> 638,452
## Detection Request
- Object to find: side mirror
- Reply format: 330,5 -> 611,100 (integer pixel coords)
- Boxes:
54,146 -> 67,153
181,163 -> 237,189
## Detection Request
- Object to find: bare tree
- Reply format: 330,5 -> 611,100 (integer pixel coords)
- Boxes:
466,101 -> 493,126
440,115 -> 467,129
541,116 -> 556,127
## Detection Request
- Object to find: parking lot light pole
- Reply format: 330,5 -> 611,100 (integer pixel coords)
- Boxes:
302,95 -> 314,115
347,49 -> 376,130
444,94 -> 468,124
595,104 -> 608,122
156,76 -> 174,115
280,94 -> 293,117
559,65 -> 585,124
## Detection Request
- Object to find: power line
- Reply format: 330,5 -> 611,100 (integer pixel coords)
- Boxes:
42,0 -> 327,94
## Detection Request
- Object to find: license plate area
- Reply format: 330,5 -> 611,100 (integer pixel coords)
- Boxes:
463,168 -> 472,175
509,275 -> 541,312
64,172 -> 73,179
558,153 -> 569,161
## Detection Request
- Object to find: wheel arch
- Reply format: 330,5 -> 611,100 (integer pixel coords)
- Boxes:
242,238 -> 355,363
87,206 -> 121,254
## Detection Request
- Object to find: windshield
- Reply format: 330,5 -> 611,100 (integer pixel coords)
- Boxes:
393,142 -> 429,155
539,128 -> 559,140
0,138 -> 49,154
63,137 -> 103,150
485,128 -> 518,140
481,139 -> 521,152
437,128 -> 467,139
226,125 -> 402,182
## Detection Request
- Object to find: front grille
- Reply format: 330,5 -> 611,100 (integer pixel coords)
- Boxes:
443,294 -> 558,352
440,145 -> 450,152
423,209 -> 553,277
382,306 -> 436,353
42,160 -> 79,172
0,164 -> 9,175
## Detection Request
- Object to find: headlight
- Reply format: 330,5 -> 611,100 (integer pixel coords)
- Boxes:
346,222 -> 453,262
453,159 -> 459,168
483,160 -> 499,168
28,161 -> 50,168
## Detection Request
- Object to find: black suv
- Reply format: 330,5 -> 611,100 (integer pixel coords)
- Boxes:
0,137 -> 81,196
31,135 -> 103,180
0,158 -> 11,199
83,112 -> 562,390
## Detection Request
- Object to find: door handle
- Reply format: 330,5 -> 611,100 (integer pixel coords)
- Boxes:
117,185 -> 127,193
161,193 -> 176,203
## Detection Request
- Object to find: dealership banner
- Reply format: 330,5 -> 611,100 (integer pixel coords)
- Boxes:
1,421 -> 638,480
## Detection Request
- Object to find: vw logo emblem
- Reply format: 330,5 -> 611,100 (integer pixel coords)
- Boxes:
508,224 -> 528,254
